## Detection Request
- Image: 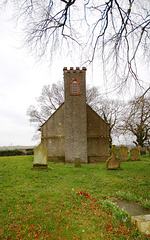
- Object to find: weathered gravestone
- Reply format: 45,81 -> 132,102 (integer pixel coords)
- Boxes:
119,146 -> 128,161
137,145 -> 142,153
74,158 -> 81,167
106,145 -> 120,170
140,148 -> 146,156
33,143 -> 48,169
131,215 -> 150,235
115,147 -> 120,159
130,148 -> 139,161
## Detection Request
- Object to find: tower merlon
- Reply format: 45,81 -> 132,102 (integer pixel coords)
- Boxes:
63,67 -> 87,73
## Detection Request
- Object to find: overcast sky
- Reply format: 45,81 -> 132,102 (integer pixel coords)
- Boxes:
0,9 -> 103,147
0,7 -> 149,147
0,11 -> 59,146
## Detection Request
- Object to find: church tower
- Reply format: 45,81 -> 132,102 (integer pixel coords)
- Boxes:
63,67 -> 88,163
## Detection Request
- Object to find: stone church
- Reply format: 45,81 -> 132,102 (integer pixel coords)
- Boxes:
40,67 -> 110,163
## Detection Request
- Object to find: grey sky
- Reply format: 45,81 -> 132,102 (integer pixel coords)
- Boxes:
0,11 -> 53,146
0,9 -> 100,146
0,6 -> 149,147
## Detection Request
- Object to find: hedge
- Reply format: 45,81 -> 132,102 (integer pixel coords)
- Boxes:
0,149 -> 34,156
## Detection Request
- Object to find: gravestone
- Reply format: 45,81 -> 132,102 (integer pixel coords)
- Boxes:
115,147 -> 120,159
33,143 -> 48,169
140,148 -> 146,156
130,148 -> 139,161
109,197 -> 150,235
137,145 -> 142,152
119,146 -> 128,161
74,158 -> 81,167
106,145 -> 120,170
131,215 -> 150,235
110,145 -> 117,154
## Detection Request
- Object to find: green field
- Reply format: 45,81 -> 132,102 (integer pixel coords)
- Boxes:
0,155 -> 150,239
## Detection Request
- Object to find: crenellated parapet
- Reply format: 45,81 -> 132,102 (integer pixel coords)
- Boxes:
63,67 -> 86,73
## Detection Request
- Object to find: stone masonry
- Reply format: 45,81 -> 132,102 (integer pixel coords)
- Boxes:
64,67 -> 88,163
39,67 -> 109,164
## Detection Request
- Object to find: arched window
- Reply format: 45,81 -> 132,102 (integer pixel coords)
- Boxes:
70,78 -> 80,95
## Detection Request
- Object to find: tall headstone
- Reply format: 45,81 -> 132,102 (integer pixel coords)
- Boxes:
64,67 -> 87,163
33,143 -> 48,169
130,148 -> 139,161
119,146 -> 128,161
140,148 -> 146,156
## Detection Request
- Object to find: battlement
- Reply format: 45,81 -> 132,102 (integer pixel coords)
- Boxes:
63,67 -> 86,73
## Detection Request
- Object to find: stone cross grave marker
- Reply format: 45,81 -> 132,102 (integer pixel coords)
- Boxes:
106,145 -> 120,170
130,148 -> 139,161
33,143 -> 48,169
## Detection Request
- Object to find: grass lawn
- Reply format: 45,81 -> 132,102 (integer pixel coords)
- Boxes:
0,154 -> 150,239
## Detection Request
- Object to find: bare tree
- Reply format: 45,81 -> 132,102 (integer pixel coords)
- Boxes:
95,98 -> 124,147
27,82 -> 122,144
119,96 -> 150,147
2,0 -> 150,92
27,81 -> 64,126
86,85 -> 101,109
27,82 -> 101,127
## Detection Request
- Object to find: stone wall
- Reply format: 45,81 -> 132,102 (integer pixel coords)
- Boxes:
87,105 -> 110,162
41,104 -> 65,160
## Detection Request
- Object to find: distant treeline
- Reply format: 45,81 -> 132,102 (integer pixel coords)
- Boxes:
0,148 -> 34,156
